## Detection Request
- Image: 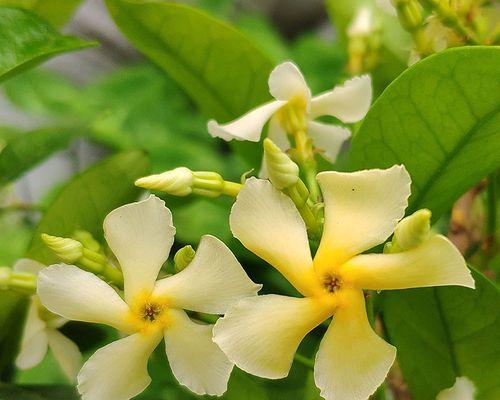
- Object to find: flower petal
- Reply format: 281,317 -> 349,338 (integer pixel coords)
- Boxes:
153,235 -> 261,314
164,309 -> 233,396
15,299 -> 48,370
314,289 -> 396,400
307,120 -> 351,163
344,235 -> 474,290
230,178 -> 316,296
437,377 -> 476,400
47,329 -> 81,382
77,332 -> 161,400
268,61 -> 311,104
213,295 -> 332,379
104,195 -> 175,303
13,258 -> 45,275
310,75 -> 372,122
37,264 -> 133,333
207,100 -> 286,142
315,166 -> 411,272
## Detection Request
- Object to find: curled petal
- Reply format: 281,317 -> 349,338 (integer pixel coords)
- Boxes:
310,75 -> 372,122
104,195 -> 175,303
164,309 -> 233,396
307,120 -> 351,163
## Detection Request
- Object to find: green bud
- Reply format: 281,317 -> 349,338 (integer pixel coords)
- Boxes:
173,245 -> 196,273
392,209 -> 432,252
135,167 -> 194,196
392,0 -> 423,32
72,230 -> 101,252
263,138 -> 299,190
42,233 -> 83,263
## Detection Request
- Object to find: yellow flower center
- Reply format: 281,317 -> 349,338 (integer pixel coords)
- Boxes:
127,293 -> 170,335
276,96 -> 308,133
321,273 -> 342,293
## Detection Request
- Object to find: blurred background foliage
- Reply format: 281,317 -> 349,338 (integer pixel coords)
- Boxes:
0,0 -> 498,399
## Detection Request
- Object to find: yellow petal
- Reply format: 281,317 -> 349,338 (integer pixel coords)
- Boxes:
213,295 -> 333,379
230,178 -> 317,296
344,235 -> 475,290
104,195 -> 175,303
314,289 -> 396,400
164,309 -> 233,396
77,332 -> 161,400
315,166 -> 410,273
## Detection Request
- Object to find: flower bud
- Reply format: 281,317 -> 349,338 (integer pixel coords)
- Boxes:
263,138 -> 299,190
41,234 -> 83,263
393,208 -> 432,251
173,245 -> 196,273
392,0 -> 423,32
72,230 -> 101,252
135,167 -> 194,196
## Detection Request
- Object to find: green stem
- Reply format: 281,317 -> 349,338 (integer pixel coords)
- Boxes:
221,181 -> 242,197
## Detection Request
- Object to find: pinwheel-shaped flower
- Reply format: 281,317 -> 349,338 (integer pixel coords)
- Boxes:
213,166 -> 474,400
37,195 -> 261,400
208,61 -> 372,164
15,259 -> 81,381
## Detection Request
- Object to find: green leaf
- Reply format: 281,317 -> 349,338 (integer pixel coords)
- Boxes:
383,269 -> 500,400
0,127 -> 79,186
349,47 -> 500,221
0,383 -> 78,400
0,0 -> 82,27
27,151 -> 150,264
0,7 -> 95,83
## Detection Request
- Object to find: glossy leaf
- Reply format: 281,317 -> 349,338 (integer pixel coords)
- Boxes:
0,7 -> 95,82
383,269 -> 500,400
0,127 -> 79,186
349,47 -> 500,221
0,0 -> 82,27
27,151 -> 150,264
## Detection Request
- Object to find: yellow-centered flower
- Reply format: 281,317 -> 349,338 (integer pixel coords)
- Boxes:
15,259 -> 82,381
213,166 -> 474,400
37,195 -> 261,400
207,61 -> 372,164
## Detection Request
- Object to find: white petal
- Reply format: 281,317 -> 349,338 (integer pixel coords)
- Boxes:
153,235 -> 261,314
15,299 -> 48,370
268,61 -> 311,104
315,166 -> 411,272
347,7 -> 374,36
37,264 -> 133,333
207,100 -> 286,142
230,178 -> 316,296
315,289 -> 396,400
104,195 -> 175,303
307,120 -> 351,163
213,295 -> 332,379
47,329 -> 82,382
310,75 -> 372,122
344,235 -> 475,290
259,115 -> 291,179
164,309 -> 233,396
13,258 -> 45,275
77,332 -> 161,400
437,377 -> 476,400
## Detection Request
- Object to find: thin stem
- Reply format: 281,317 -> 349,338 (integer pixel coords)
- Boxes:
292,129 -> 321,203
221,181 -> 242,197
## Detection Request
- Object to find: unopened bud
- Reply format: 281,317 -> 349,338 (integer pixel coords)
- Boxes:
72,230 -> 101,252
135,167 -> 194,196
392,0 -> 423,32
392,209 -> 432,252
263,138 -> 299,190
173,245 -> 196,273
41,234 -> 83,263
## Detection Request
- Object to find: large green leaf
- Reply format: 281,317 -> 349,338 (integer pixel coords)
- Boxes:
0,127 -> 79,186
27,151 -> 150,264
383,269 -> 500,400
349,46 -> 500,221
0,7 -> 95,82
0,383 -> 78,399
0,0 -> 82,27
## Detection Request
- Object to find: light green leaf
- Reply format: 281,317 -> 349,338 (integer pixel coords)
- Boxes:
27,151 -> 150,264
383,269 -> 500,400
0,7 -> 95,83
0,127 -> 79,186
349,46 -> 500,221
0,0 -> 82,27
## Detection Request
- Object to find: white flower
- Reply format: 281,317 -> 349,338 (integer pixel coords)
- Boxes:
37,195 -> 261,400
15,259 -> 81,381
347,7 -> 375,37
437,377 -> 476,400
213,166 -> 474,400
208,61 -> 372,164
